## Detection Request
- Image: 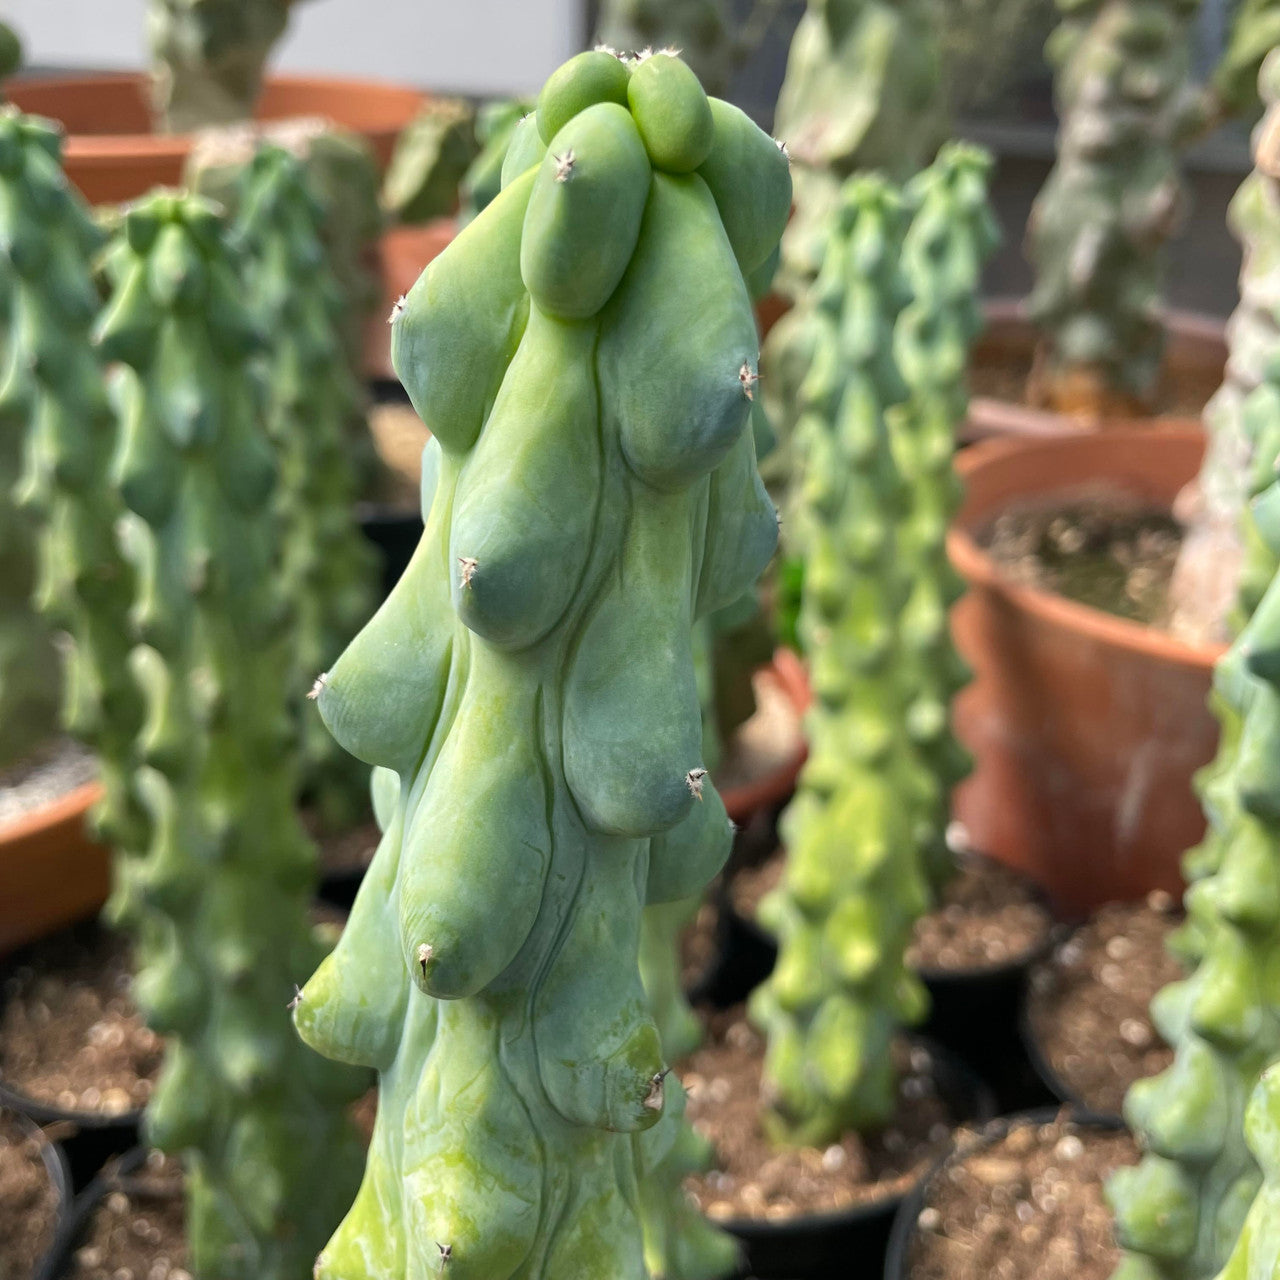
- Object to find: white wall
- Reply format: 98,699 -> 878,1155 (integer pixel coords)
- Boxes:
1,0 -> 583,97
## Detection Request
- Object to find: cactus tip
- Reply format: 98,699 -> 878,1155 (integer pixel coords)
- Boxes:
656,45 -> 682,58
594,42 -> 622,59
388,295 -> 407,325
437,1243 -> 452,1270
287,984 -> 304,1011
553,149 -> 577,183
307,672 -> 328,701
686,767 -> 708,800
739,362 -> 760,401
417,943 -> 435,977
775,138 -> 791,164
644,1068 -> 670,1111
457,556 -> 479,588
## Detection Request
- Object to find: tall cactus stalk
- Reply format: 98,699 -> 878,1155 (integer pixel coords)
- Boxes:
750,175 -> 931,1146
0,21 -> 22,90
1217,1065 -> 1280,1280
293,48 -> 790,1277
96,191 -> 366,1278
232,144 -> 378,829
0,108 -> 144,841
1025,0 -> 1202,418
891,142 -> 999,890
1213,0 -> 1280,121
147,0 -> 302,133
382,98 -> 478,226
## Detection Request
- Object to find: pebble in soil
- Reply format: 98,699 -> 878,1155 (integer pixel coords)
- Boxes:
681,1010 -> 956,1221
907,1115 -> 1139,1280
0,1111 -> 61,1279
1027,893 -> 1183,1117
0,925 -> 160,1116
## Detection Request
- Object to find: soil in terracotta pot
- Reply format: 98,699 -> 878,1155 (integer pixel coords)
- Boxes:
0,736 -> 96,829
906,1115 -> 1139,1280
366,398 -> 429,512
1026,894 -> 1183,1116
0,1112 -> 62,1279
0,924 -> 160,1116
681,1009 -> 957,1220
979,491 -> 1182,627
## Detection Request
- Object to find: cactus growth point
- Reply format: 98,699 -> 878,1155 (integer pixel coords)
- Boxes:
0,108 -> 145,837
750,175 -> 931,1146
294,49 -> 790,1277
147,0 -> 303,133
1025,0 -> 1202,418
891,142 -> 999,890
383,97 -> 478,225
95,190 -> 366,1277
232,144 -> 379,828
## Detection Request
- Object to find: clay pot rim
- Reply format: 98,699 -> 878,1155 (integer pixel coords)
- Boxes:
948,427 -> 1225,673
0,781 -> 102,850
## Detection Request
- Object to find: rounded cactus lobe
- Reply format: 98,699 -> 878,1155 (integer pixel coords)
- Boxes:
521,103 -> 650,320
603,174 -> 757,491
450,309 -> 600,649
536,49 -> 632,144
397,658 -> 551,1000
500,112 -> 548,188
697,98 -> 793,275
646,780 -> 734,904
563,495 -> 703,838
391,171 -> 534,454
626,53 -> 714,174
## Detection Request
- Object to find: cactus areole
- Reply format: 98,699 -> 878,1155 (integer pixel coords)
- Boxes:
296,48 -> 790,1279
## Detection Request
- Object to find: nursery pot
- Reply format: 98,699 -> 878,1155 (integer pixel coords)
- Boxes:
965,300 -> 1227,441
0,783 -> 109,957
723,1043 -> 996,1280
949,427 -> 1223,916
4,1111 -> 74,1280
882,1108 -> 1124,1280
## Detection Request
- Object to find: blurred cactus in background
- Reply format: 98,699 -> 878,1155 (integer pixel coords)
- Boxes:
458,99 -> 532,226
1213,0 -> 1280,120
0,20 -> 23,91
1025,0 -> 1202,418
96,191 -> 366,1278
382,97 -> 478,225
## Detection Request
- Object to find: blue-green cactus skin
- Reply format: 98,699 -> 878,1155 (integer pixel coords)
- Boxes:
295,49 -> 789,1280
95,191 -> 367,1279
1216,1065 -> 1280,1280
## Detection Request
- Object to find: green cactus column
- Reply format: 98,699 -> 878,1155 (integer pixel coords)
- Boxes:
1025,0 -> 1202,418
750,175 -> 930,1146
382,98 -> 478,226
1106,317 -> 1280,1280
96,191 -> 366,1278
891,142 -> 999,891
458,100 -> 532,226
0,108 -> 145,842
293,48 -> 790,1278
1216,1065 -> 1280,1280
0,21 -> 22,89
148,0 -> 303,133
231,144 -> 378,829
1213,0 -> 1280,121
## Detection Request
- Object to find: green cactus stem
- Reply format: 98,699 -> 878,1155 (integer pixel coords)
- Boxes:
383,97 -> 478,225
147,0 -> 305,134
1216,1065 -> 1280,1280
1170,51 -> 1280,646
750,174 -> 931,1146
293,48 -> 790,1278
891,142 -> 999,890
773,0 -> 948,292
231,144 -> 379,830
95,191 -> 366,1278
0,108 -> 146,839
1025,0 -> 1202,418
0,21 -> 22,88
1107,292 -> 1280,1280
1213,0 -> 1280,121
0,121 -> 62,771
458,100 -> 532,227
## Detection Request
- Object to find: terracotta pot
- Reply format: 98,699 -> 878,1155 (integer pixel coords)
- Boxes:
365,216 -> 457,380
6,72 -> 424,205
966,299 -> 1227,442
949,427 -> 1224,916
0,783 -> 110,957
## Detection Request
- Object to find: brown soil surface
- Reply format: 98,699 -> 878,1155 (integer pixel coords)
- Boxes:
1027,895 -> 1183,1116
908,855 -> 1053,974
979,491 -> 1182,627
907,1115 -> 1139,1280
0,925 -> 160,1115
367,400 -> 429,512
713,670 -> 804,798
682,1010 -> 957,1221
67,1151 -> 188,1280
0,1112 -> 61,1279
728,849 -> 784,921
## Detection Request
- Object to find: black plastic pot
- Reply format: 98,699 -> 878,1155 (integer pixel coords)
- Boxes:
357,501 -> 423,600
721,1041 -> 997,1280
882,1107 -> 1125,1280
4,1111 -> 74,1280
42,1146 -> 151,1279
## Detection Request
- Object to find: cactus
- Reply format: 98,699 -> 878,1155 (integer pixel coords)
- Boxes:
1170,50 -> 1280,645
749,175 -> 931,1146
458,100 -> 531,227
773,0 -> 948,292
1216,1065 -> 1280,1280
292,47 -> 790,1277
383,97 -> 478,225
231,144 -> 379,829
1106,334 -> 1280,1279
95,191 -> 366,1277
0,20 -> 22,88
147,0 -> 305,133
891,142 -> 999,890
0,109 -> 146,839
1024,0 -> 1202,418
1213,0 -> 1280,121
